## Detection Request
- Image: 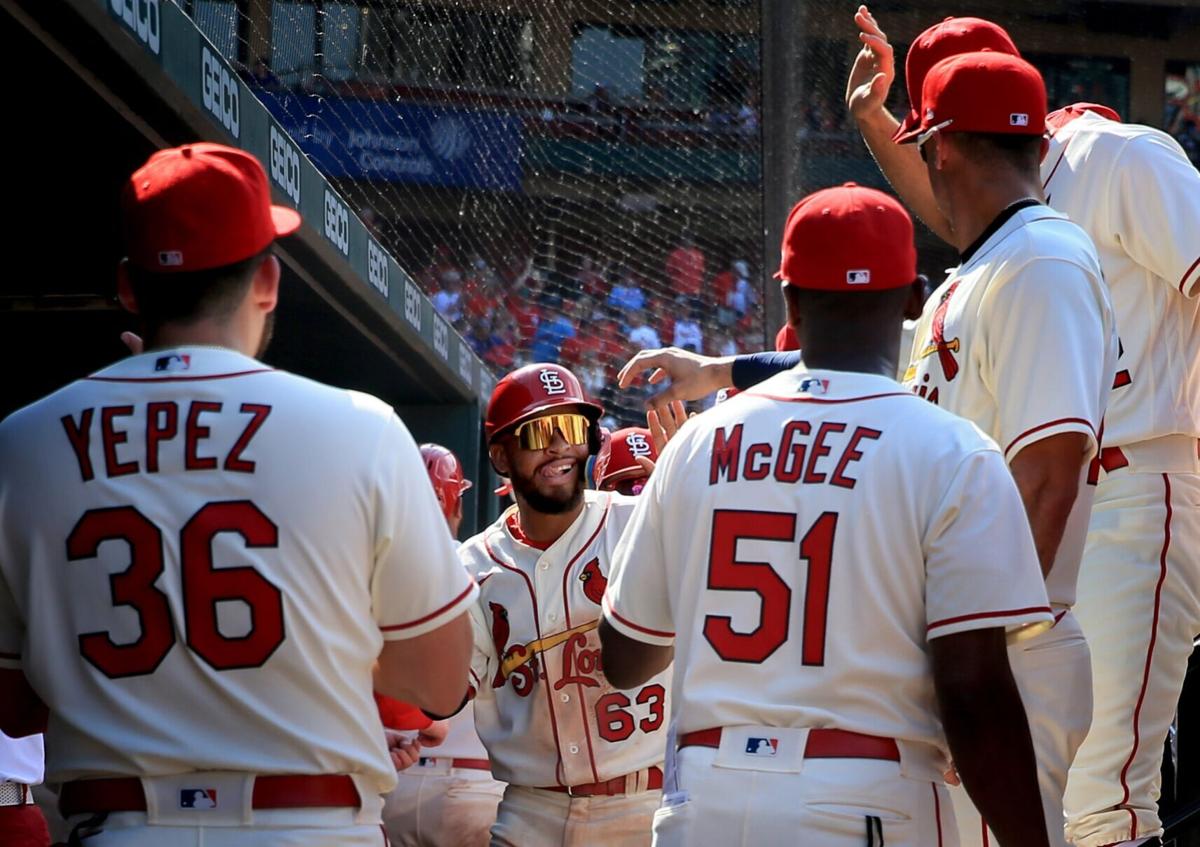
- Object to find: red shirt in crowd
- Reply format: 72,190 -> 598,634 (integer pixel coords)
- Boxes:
665,244 -> 706,298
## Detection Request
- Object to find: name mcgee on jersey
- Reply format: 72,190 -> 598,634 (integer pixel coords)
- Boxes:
708,419 -> 882,488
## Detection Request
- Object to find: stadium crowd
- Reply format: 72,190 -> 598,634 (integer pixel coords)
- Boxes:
417,240 -> 762,426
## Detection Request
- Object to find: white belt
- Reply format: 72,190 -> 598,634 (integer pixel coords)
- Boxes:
1099,434 -> 1200,476
0,781 -> 32,806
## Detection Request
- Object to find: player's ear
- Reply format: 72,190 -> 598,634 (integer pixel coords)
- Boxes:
116,260 -> 139,315
488,442 -> 511,477
251,253 -> 281,314
904,275 -> 929,321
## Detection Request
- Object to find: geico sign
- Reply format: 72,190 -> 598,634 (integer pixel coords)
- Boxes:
433,318 -> 450,360
323,190 -> 349,256
201,47 -> 239,137
404,280 -> 421,330
269,125 -> 301,205
112,0 -> 160,54
458,341 -> 474,386
367,239 -> 389,298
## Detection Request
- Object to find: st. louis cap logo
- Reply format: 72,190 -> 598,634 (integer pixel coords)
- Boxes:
538,368 -> 567,395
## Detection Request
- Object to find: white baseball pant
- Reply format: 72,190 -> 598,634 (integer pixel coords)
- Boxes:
383,759 -> 504,847
651,744 -> 955,846
949,611 -> 1093,847
489,784 -> 660,847
59,773 -> 387,846
1065,470 -> 1200,847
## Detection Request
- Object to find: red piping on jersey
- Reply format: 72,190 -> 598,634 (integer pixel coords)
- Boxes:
1116,474 -> 1172,839
85,369 -> 274,383
559,495 -> 611,785
1180,254 -> 1200,294
484,532 -> 568,787
926,606 -> 1052,633
379,582 -> 476,632
1041,146 -> 1070,194
742,391 -> 912,405
561,495 -> 612,629
1003,417 -> 1097,461
602,595 -> 675,639
932,783 -> 944,847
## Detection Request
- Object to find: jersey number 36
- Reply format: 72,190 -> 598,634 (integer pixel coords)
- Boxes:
66,501 -> 285,678
704,509 -> 838,666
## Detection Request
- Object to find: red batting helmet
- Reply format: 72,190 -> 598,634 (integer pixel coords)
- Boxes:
420,443 -> 472,520
594,427 -> 657,492
485,363 -> 604,452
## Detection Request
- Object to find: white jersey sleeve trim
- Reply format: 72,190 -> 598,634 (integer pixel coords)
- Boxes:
380,581 -> 479,641
1181,255 -> 1200,296
927,605 -> 1053,640
1003,416 -> 1098,464
602,594 -> 675,647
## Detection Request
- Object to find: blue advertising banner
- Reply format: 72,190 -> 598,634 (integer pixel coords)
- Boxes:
260,91 -> 524,192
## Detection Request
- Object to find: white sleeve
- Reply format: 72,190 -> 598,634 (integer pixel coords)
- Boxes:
467,596 -> 496,696
602,453 -> 675,647
371,415 -> 478,640
1109,133 -> 1200,297
925,448 -> 1053,640
980,260 -> 1108,463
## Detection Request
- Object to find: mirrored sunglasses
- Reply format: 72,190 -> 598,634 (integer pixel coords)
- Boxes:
515,413 -> 591,450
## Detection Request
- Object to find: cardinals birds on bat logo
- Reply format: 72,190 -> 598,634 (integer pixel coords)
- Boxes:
489,601 -> 512,688
919,280 -> 961,381
579,557 -> 607,605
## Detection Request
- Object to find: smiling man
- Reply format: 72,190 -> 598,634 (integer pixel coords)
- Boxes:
457,363 -> 671,846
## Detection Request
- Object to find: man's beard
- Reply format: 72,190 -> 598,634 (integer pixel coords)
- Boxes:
511,462 -> 585,515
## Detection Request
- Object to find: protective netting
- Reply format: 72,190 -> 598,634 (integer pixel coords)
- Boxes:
188,0 -> 764,427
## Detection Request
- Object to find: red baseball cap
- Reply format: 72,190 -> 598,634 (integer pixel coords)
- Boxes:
892,17 -> 1019,143
1045,102 -> 1121,135
122,142 -> 301,272
775,323 -> 800,352
776,183 -> 916,291
896,51 -> 1047,144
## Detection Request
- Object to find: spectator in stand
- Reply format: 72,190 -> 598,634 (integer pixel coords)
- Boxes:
506,267 -> 544,346
575,256 -> 607,300
665,233 -> 706,299
467,317 -> 499,359
529,295 -> 576,362
608,267 -> 646,313
627,310 -> 661,350
726,260 -> 757,319
672,299 -> 704,353
463,262 -> 499,326
431,269 -> 464,322
484,314 -> 518,370
708,327 -> 739,358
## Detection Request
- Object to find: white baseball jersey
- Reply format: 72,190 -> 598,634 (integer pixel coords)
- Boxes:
0,347 -> 478,791
902,204 -> 1118,606
603,367 -> 1052,751
1042,111 -> 1200,451
460,490 -> 670,787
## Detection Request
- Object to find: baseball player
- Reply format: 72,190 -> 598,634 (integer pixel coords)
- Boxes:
0,143 -> 477,846
593,427 -> 658,496
844,11 -> 1200,846
459,363 -> 671,846
600,183 -> 1052,847
381,443 -> 506,847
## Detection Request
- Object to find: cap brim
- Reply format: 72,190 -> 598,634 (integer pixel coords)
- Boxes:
891,110 -> 922,143
271,205 -> 302,238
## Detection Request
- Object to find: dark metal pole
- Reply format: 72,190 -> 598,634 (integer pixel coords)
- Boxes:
759,0 -> 807,349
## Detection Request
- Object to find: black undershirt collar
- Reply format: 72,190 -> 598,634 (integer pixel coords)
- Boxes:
959,198 -> 1043,264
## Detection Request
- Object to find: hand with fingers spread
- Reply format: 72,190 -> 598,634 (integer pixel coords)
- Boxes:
618,347 -> 734,410
846,4 -> 896,122
646,400 -> 689,455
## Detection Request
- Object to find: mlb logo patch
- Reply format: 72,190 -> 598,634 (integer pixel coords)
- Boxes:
799,377 -> 829,395
179,788 -> 217,809
1009,113 -> 1029,127
745,737 -> 779,757
158,251 -> 184,267
154,354 -> 192,373
846,269 -> 871,285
